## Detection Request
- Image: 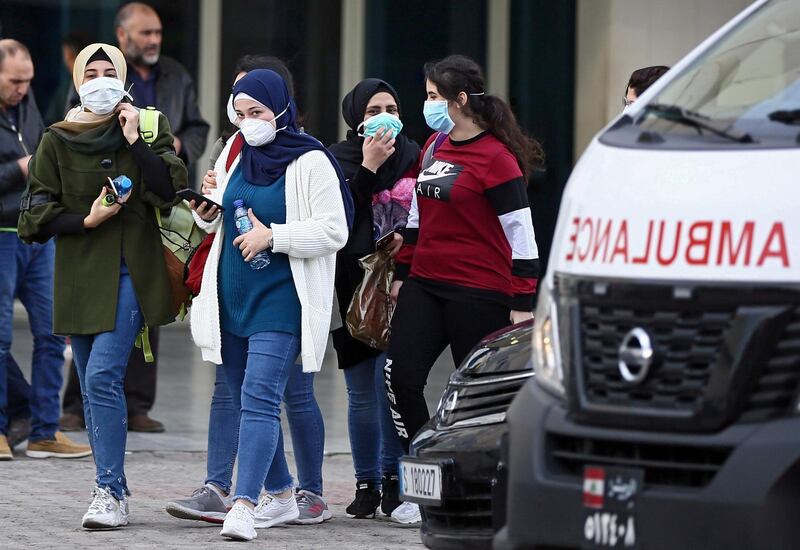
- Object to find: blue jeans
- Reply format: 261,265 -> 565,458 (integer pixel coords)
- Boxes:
0,234 -> 65,440
71,270 -> 143,500
205,361 -> 325,496
221,330 -> 302,504
344,353 -> 404,483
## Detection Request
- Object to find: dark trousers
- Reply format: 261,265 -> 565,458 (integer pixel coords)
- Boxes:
384,278 -> 510,452
7,355 -> 31,420
63,327 -> 159,417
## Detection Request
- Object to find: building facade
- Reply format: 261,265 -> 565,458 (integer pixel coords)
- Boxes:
1,0 -> 755,265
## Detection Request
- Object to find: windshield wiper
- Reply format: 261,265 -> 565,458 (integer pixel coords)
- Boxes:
768,109 -> 800,125
642,103 -> 756,143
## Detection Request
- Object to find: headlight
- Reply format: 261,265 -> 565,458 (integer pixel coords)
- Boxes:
533,282 -> 565,397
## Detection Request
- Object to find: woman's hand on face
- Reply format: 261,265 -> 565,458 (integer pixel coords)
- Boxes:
233,208 -> 273,261
361,127 -> 395,173
390,280 -> 403,304
385,232 -> 403,257
510,310 -> 533,325
83,187 -> 121,229
189,200 -> 219,222
117,103 -> 140,145
201,170 -> 218,194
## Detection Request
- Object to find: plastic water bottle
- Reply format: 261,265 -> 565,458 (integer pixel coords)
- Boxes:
233,199 -> 270,270
110,175 -> 132,198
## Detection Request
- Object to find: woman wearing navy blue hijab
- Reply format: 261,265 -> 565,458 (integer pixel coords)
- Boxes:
189,69 -> 349,541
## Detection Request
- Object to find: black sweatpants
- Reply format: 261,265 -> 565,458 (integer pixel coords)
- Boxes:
63,327 -> 159,417
384,278 -> 510,452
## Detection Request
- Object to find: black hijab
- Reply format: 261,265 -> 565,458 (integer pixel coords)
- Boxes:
329,79 -> 420,193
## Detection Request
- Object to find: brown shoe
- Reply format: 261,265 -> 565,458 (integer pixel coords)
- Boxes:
26,431 -> 92,459
128,414 -> 165,433
59,413 -> 85,432
0,435 -> 12,460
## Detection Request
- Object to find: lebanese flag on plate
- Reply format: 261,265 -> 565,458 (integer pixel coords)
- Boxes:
583,467 -> 605,509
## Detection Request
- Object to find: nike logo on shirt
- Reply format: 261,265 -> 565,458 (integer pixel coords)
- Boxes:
416,160 -> 463,201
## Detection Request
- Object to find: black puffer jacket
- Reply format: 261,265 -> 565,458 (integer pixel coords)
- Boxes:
0,92 -> 43,228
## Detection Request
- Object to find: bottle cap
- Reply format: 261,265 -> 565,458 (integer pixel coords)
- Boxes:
115,175 -> 132,191
233,199 -> 244,208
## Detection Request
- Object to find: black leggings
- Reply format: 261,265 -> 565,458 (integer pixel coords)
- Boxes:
384,278 -> 510,452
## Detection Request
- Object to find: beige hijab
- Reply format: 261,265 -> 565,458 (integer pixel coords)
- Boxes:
56,43 -> 129,129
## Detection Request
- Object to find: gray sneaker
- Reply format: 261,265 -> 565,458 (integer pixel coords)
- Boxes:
166,484 -> 230,524
290,490 -> 334,525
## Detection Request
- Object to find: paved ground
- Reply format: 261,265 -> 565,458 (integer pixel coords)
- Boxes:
2,308 -> 453,548
0,451 -> 423,549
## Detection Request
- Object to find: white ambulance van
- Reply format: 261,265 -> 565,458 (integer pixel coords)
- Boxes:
498,1 -> 800,548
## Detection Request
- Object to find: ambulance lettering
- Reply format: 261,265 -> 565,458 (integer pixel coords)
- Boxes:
565,218 -> 790,268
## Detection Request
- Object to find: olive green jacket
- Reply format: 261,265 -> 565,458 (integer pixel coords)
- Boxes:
18,114 -> 188,335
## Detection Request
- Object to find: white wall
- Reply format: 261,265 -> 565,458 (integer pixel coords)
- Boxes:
573,0 -> 755,158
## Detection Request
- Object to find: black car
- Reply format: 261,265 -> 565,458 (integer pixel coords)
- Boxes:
400,320 -> 534,550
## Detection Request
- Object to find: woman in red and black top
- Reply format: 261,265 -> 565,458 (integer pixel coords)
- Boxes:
385,54 -> 543,474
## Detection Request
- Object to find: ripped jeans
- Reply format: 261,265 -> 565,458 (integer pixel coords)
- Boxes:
71,266 -> 143,501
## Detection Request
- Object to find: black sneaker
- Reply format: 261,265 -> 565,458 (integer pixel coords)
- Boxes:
380,475 -> 401,516
345,482 -> 381,519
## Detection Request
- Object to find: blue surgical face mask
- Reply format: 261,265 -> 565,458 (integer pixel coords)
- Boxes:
358,112 -> 403,139
423,100 -> 454,134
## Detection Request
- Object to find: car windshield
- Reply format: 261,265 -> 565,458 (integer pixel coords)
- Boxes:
632,0 -> 800,145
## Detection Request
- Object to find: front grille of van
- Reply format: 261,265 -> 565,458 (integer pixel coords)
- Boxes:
580,305 -> 733,412
546,433 -> 731,488
557,276 -> 800,432
740,308 -> 800,421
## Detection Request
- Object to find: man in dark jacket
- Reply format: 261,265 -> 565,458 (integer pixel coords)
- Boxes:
0,39 -> 90,460
60,3 -> 210,434
115,3 -> 209,167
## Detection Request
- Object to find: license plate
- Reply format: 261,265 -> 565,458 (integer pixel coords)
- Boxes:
581,466 -> 642,549
399,458 -> 442,505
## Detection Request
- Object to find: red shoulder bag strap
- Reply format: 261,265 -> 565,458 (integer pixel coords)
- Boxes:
226,133 -> 245,172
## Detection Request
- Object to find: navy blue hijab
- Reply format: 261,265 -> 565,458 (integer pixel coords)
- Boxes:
232,70 -> 354,228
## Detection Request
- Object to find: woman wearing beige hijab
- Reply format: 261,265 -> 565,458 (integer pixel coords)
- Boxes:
18,43 -> 187,529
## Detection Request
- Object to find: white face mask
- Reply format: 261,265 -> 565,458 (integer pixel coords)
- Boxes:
238,106 -> 289,146
622,104 -> 633,116
226,94 -> 238,126
78,77 -> 130,115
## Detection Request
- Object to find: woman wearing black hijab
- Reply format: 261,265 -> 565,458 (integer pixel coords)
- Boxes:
329,79 -> 420,518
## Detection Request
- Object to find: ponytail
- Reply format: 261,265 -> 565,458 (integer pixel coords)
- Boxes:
472,94 -> 544,179
424,55 -> 544,180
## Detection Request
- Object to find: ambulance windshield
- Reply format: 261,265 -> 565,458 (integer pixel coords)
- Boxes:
617,0 -> 800,147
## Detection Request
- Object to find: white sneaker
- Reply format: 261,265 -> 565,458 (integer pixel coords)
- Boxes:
253,493 -> 299,528
391,501 -> 421,524
220,502 -> 257,541
82,487 -> 129,529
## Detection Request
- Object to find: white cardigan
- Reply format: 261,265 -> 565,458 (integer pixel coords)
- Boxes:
190,135 -> 347,372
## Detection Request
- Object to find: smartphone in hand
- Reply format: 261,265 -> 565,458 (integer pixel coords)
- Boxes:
176,188 -> 225,212
375,231 -> 395,250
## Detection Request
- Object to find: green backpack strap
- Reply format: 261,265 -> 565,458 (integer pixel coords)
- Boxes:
138,106 -> 159,145
134,325 -> 155,363
142,106 -> 195,321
